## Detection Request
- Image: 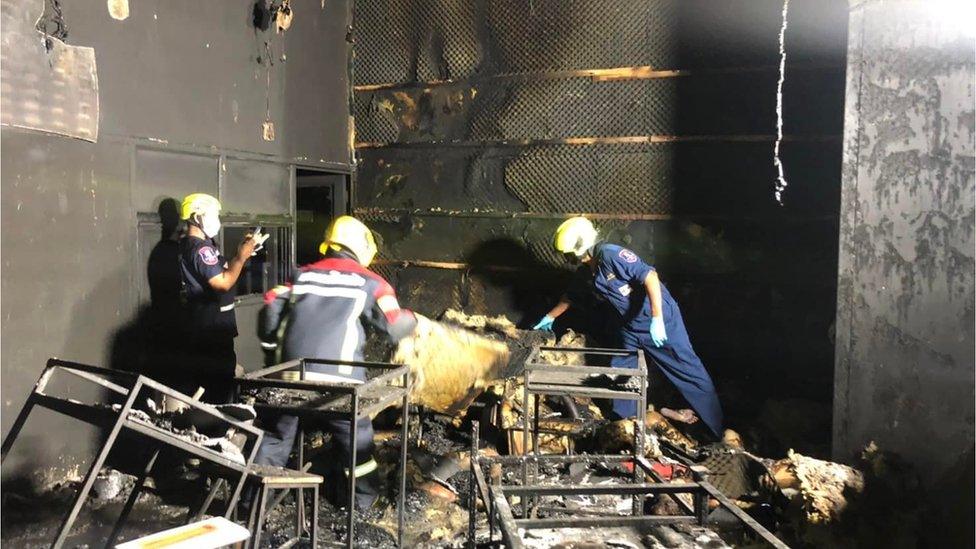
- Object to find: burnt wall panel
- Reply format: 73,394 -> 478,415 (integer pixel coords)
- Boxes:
353,0 -> 848,455
1,0 -> 352,480
834,0 -> 975,477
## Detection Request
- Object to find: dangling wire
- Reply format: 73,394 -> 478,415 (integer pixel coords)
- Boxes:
773,0 -> 790,205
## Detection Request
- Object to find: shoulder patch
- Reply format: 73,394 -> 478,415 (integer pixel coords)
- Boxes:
618,248 -> 638,263
198,246 -> 220,266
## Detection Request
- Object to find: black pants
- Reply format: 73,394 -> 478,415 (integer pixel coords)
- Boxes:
253,413 -> 379,509
162,336 -> 237,404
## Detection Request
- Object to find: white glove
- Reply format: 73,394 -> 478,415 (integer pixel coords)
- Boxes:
251,229 -> 271,255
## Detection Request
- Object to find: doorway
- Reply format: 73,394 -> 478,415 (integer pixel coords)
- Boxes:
295,169 -> 349,266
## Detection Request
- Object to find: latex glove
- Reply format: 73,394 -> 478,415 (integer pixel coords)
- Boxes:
251,229 -> 271,255
532,315 -> 555,331
649,316 -> 668,347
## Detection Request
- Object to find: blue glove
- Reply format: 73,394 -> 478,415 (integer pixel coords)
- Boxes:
650,316 -> 668,347
532,315 -> 555,331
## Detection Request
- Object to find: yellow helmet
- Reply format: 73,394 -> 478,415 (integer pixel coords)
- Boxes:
320,215 -> 378,267
180,193 -> 221,220
554,216 -> 597,256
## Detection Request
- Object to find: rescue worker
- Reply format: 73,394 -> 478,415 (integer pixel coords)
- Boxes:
532,216 -> 724,438
177,193 -> 266,404
255,215 -> 417,510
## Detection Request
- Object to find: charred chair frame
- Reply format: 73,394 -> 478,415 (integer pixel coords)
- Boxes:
236,358 -> 411,548
465,345 -> 789,549
522,346 -> 649,515
0,358 -> 264,549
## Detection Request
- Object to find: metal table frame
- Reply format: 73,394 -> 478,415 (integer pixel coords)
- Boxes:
468,422 -> 788,549
236,358 -> 412,548
0,358 -> 264,549
522,346 -> 648,515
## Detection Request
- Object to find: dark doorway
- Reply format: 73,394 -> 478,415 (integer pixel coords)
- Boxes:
295,169 -> 349,266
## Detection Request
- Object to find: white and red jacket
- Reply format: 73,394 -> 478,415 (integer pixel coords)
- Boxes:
259,251 -> 416,382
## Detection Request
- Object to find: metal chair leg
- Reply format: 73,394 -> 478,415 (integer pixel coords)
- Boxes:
1,394 -> 35,462
310,485 -> 319,549
52,384 -> 139,549
250,485 -> 269,549
105,447 -> 160,547
195,477 -> 226,521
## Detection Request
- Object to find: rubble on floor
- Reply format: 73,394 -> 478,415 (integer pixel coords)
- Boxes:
2,311 -> 919,548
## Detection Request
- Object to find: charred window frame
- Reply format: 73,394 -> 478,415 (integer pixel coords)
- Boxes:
220,222 -> 293,300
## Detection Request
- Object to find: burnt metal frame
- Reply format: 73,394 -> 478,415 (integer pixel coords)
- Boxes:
246,474 -> 321,549
237,358 -> 411,548
468,422 -> 789,549
522,346 -> 648,516
0,358 -> 264,549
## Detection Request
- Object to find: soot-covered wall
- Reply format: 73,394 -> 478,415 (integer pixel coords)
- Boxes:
353,0 -> 848,453
1,0 -> 352,480
834,0 -> 975,476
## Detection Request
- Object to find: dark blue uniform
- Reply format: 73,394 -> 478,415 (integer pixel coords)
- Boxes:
176,235 -> 238,404
573,243 -> 723,437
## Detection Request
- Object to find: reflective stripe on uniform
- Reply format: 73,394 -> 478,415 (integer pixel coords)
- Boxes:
345,458 -> 378,478
220,303 -> 235,312
260,341 -> 278,350
376,294 -> 400,313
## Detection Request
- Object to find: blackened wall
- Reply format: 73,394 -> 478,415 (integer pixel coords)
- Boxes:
1,0 -> 352,479
353,0 -> 848,453
834,0 -> 975,474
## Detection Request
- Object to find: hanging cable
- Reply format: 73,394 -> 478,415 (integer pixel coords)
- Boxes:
773,0 -> 790,205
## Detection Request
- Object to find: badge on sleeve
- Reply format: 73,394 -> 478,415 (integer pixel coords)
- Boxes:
198,246 -> 220,266
618,249 -> 638,263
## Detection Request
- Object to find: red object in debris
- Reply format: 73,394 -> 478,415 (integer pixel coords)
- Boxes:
622,460 -> 635,473
651,462 -> 675,480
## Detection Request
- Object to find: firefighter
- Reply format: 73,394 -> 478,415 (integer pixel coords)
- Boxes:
256,215 -> 417,509
176,193 -> 266,404
532,216 -> 724,438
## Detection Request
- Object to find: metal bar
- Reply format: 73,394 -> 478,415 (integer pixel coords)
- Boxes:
106,446 -> 160,547
352,62 -> 845,92
523,384 -> 645,400
699,480 -> 791,549
355,134 -> 843,150
226,428 -> 263,519
524,364 -> 644,376
534,346 -> 638,355
490,486 -> 525,549
502,483 -> 701,496
311,484 -> 319,549
531,393 -> 541,516
236,377 -> 358,394
46,359 -> 139,380
346,393 -> 358,549
58,367 -> 130,396
253,486 -> 269,549
359,388 -> 409,418
358,367 -> 411,391
297,428 -> 305,537
194,478 -> 225,522
516,515 -> 697,529
520,377 -> 529,518
1,393 -> 36,461
468,421 -> 479,548
470,445 -> 493,544
52,377 -> 142,548
397,374 -> 410,548
302,358 -> 408,371
637,456 -> 695,516
243,359 -> 304,379
481,453 -> 635,465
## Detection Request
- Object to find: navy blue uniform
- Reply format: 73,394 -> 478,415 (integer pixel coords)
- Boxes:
176,235 -> 238,404
572,243 -> 723,437
254,250 -> 417,509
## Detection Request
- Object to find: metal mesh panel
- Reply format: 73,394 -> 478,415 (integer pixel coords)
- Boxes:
354,0 -> 482,85
486,0 -> 676,73
469,78 -> 678,140
504,144 -> 674,214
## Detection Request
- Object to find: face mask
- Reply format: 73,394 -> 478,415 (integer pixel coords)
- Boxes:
200,213 -> 221,238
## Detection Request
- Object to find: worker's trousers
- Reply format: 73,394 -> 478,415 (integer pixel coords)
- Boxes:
253,413 -> 379,509
610,301 -> 724,438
